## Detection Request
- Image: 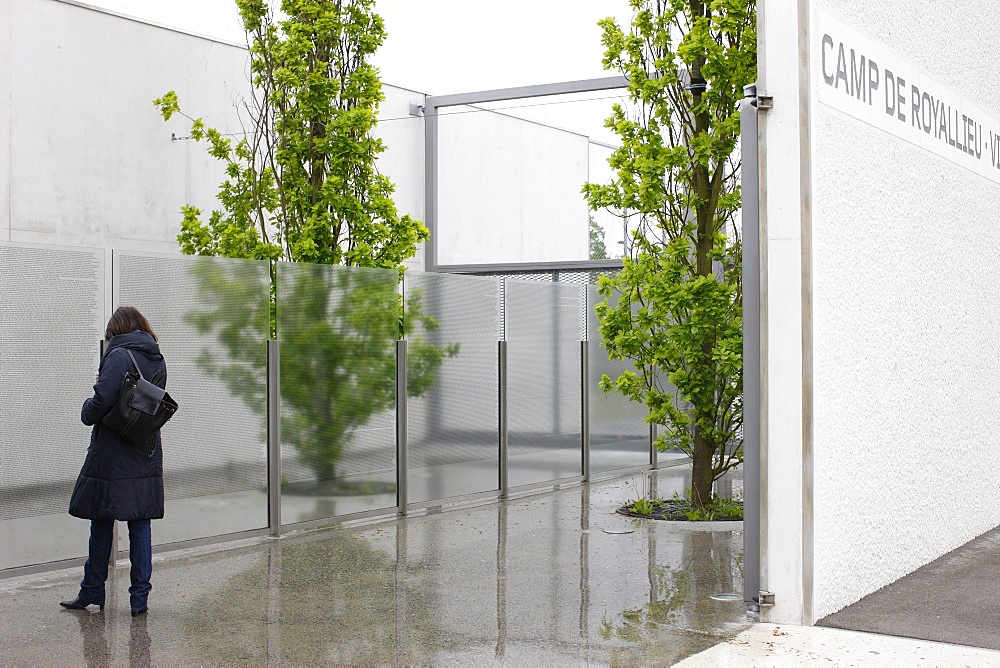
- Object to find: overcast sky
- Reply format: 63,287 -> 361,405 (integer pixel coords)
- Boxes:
78,0 -> 634,143
78,0 -> 630,92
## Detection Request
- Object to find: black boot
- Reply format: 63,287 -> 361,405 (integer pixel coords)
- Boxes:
60,596 -> 103,611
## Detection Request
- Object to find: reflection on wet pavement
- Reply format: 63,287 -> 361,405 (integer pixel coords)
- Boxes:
0,471 -> 748,665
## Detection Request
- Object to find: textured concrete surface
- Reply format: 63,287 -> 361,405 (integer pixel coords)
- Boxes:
811,97 -> 1000,618
807,0 -> 1000,617
0,471 -> 751,666
677,623 -> 1000,667
759,0 -> 1000,623
818,525 -> 1000,651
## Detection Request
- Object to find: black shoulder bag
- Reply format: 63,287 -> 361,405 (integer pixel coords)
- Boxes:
101,349 -> 179,448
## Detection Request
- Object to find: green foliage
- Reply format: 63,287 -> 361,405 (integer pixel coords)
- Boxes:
157,0 -> 452,481
623,492 -> 742,521
628,496 -> 654,515
676,492 -> 743,522
154,0 -> 428,267
276,265 -> 458,479
584,0 -> 755,508
589,216 -> 609,260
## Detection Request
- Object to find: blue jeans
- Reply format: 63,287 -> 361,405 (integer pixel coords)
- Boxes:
79,519 -> 152,611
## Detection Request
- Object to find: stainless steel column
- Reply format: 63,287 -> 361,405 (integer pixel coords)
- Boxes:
650,424 -> 657,468
266,340 -> 282,536
498,340 -> 508,498
396,340 -> 408,515
741,84 -> 762,612
580,341 -> 590,483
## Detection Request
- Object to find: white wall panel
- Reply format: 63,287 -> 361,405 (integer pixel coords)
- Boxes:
761,0 -> 1000,623
436,109 -> 590,265
2,0 -> 426,259
812,103 -> 1000,617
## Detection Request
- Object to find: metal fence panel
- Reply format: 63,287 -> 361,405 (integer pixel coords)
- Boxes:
404,272 -> 501,503
505,279 -> 584,487
587,285 -> 650,473
0,243 -> 104,570
115,251 -> 271,544
276,262 -> 398,524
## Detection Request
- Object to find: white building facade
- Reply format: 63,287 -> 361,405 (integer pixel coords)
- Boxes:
758,0 -> 1000,624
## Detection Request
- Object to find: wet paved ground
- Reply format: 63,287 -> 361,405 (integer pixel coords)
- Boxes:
818,524 -> 1000,651
678,623 -> 1000,666
0,470 -> 751,666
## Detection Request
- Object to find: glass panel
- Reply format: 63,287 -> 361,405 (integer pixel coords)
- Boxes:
404,272 -> 501,503
587,285 -> 650,473
0,243 -> 104,570
115,252 -> 270,545
436,108 -> 591,266
506,280 -> 583,487
277,263 -> 398,523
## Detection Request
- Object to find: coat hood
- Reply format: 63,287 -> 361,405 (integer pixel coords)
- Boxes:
105,330 -> 163,360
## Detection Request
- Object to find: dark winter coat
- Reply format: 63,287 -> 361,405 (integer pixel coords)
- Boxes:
69,330 -> 166,521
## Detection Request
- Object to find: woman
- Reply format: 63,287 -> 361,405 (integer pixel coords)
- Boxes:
60,306 -> 166,617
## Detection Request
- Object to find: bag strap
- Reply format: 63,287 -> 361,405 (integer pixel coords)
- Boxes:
124,349 -> 145,380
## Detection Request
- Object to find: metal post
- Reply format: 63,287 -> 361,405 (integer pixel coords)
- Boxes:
580,341 -> 590,483
498,340 -> 508,498
650,423 -> 657,468
424,105 -> 439,271
266,340 -> 282,536
396,340 -> 408,514
741,83 -> 762,612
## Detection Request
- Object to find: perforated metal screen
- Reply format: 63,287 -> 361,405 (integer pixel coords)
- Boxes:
1,245 -> 665,573
0,243 -> 103,569
115,252 -> 271,543
587,285 -> 650,472
404,272 -> 501,503
276,263 -> 398,523
505,280 -> 583,486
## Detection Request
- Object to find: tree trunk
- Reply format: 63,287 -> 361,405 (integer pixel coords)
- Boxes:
690,419 -> 714,508
689,21 -> 715,508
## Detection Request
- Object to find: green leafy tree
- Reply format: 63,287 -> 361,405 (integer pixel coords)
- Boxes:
155,0 -> 455,483
589,216 -> 610,260
154,0 -> 425,266
584,0 -> 755,508
277,265 -> 457,482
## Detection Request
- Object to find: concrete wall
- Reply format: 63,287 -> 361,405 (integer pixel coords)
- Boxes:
0,0 -> 426,268
759,0 -> 1000,623
1,0 -> 598,272
2,0 -> 247,251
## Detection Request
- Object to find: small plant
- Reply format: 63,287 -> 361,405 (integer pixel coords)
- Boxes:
713,496 -> 744,520
629,497 -> 655,515
620,490 -> 742,521
677,492 -> 743,521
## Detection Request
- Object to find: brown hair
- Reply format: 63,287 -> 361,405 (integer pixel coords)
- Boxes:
105,306 -> 157,341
